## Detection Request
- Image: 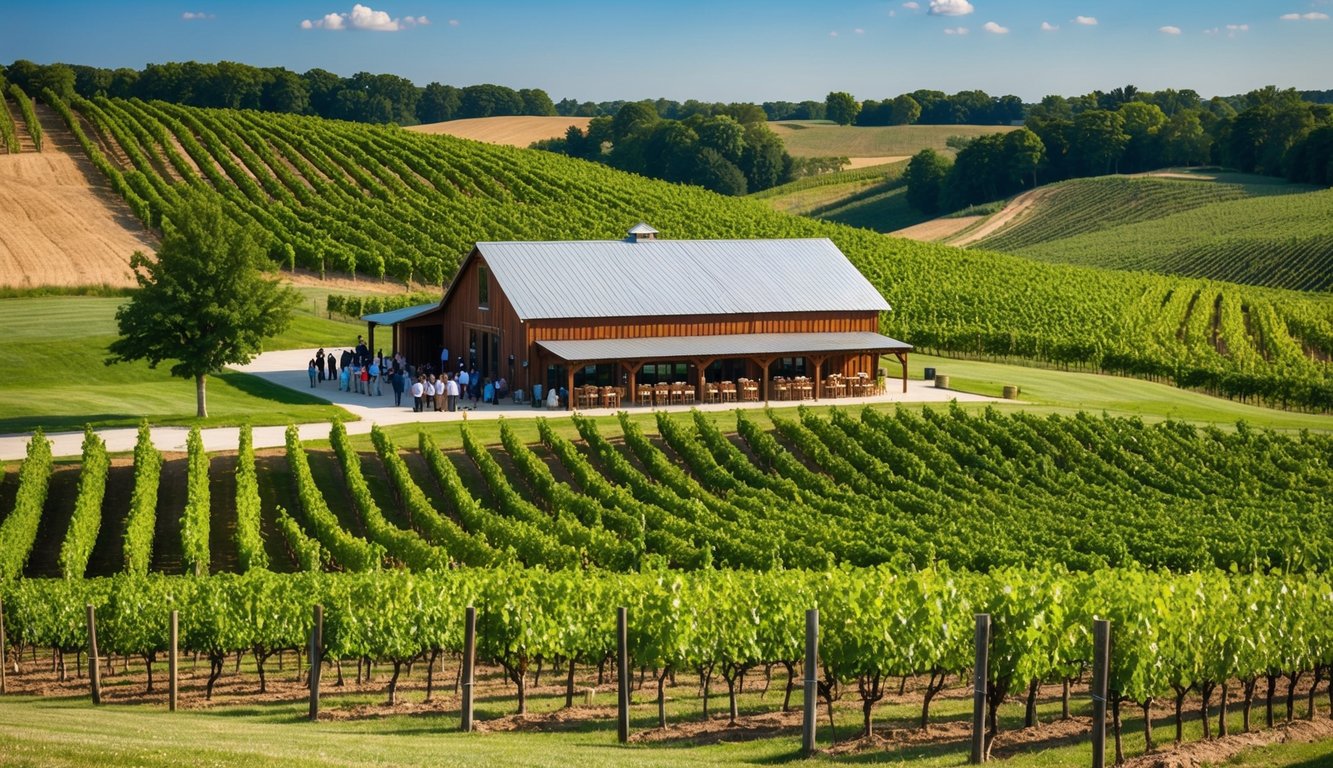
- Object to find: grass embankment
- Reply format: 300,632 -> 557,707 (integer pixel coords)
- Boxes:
769,122 -> 1017,158
0,295 -> 360,434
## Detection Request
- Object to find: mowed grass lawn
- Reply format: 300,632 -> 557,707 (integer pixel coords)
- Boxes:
0,296 -> 360,434
1,677 -> 1329,768
770,122 -> 1017,158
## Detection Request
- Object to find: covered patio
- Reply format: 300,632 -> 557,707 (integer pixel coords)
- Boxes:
537,331 -> 912,410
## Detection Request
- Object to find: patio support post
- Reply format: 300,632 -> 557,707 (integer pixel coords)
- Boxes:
566,363 -> 576,411
894,351 -> 909,394
811,355 -> 828,400
757,357 -> 775,403
695,358 -> 715,405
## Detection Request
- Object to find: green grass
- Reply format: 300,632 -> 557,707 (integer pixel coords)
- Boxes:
0,674 -> 1327,768
0,296 -> 360,434
977,176 -> 1333,292
901,353 -> 1333,432
769,122 -> 1017,158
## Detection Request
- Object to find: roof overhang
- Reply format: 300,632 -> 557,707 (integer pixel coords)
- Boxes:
536,331 -> 912,364
361,302 -> 440,326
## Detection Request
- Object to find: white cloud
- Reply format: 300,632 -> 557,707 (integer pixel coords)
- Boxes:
828,30 -> 839,37
181,11 -> 214,20
983,21 -> 1009,34
302,4 -> 425,32
1205,23 -> 1249,38
1073,15 -> 1098,25
448,18 -> 459,26
929,0 -> 974,17
1040,21 -> 1058,31
854,27 -> 865,34
943,26 -> 969,35
1159,25 -> 1182,35
1280,11 -> 1329,20
902,2 -> 920,9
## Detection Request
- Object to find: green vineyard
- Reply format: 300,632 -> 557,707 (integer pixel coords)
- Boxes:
976,176 -> 1333,292
1,409 -> 1331,752
36,93 -> 1333,410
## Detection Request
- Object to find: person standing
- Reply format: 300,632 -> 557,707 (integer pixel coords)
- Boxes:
360,364 -> 370,396
315,348 -> 326,382
446,373 -> 460,412
457,367 -> 470,406
411,376 -> 425,412
369,358 -> 381,396
469,366 -> 481,406
326,351 -> 336,382
308,359 -> 318,388
339,361 -> 350,392
391,365 -> 405,406
482,378 -> 494,406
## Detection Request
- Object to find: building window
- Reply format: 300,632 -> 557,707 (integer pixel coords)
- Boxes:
478,265 -> 490,309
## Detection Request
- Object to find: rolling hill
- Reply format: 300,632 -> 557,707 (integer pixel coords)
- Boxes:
405,115 -> 592,147
768,121 -> 1018,159
968,174 -> 1333,292
749,160 -> 925,232
21,92 -> 1333,409
0,100 -> 156,288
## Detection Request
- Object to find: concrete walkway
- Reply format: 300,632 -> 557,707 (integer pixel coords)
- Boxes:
2,347 -> 1008,460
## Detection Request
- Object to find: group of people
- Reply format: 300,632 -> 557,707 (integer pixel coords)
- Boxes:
306,336 -> 509,413
408,369 -> 507,413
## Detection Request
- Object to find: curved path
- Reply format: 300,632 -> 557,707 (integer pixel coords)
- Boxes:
1,347 -> 1009,459
945,184 -> 1057,247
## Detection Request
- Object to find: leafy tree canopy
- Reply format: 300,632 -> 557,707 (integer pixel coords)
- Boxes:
107,188 -> 298,417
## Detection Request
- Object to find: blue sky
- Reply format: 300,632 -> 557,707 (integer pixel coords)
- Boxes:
3,1 -> 1330,102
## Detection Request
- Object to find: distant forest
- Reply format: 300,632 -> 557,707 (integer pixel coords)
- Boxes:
3,59 -> 1329,200
902,85 -> 1333,216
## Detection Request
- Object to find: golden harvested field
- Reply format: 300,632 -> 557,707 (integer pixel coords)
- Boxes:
406,116 -> 592,147
770,122 -> 1017,158
0,146 -> 156,289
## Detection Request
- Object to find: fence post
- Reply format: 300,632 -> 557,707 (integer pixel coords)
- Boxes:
802,608 -> 819,756
0,595 -> 7,695
87,605 -> 102,705
168,610 -> 178,712
307,604 -> 323,721
461,605 -> 476,732
1091,619 -> 1111,768
617,606 -> 629,744
970,613 -> 991,764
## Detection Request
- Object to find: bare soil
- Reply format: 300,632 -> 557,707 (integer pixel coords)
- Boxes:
0,139 -> 156,289
406,116 -> 592,148
1122,718 -> 1333,768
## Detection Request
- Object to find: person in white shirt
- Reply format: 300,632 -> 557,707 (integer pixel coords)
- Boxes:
447,374 -> 460,412
546,386 -> 560,410
411,377 -> 425,412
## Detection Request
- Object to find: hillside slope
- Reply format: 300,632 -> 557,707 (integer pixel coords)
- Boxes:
37,94 -> 1333,409
750,161 -> 923,232
405,115 -> 591,147
0,105 -> 156,288
969,175 -> 1332,291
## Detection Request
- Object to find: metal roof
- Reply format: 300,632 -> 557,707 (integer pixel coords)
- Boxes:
627,222 -> 659,235
361,302 -> 439,326
537,331 -> 911,362
473,238 -> 890,321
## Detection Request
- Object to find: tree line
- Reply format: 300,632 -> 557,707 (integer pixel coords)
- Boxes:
1,59 -> 557,126
905,85 -> 1333,216
533,102 -> 815,196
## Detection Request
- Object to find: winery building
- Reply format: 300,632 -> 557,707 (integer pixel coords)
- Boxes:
364,225 -> 911,405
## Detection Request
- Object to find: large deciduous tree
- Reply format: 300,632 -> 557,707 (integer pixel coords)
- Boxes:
107,189 -> 298,418
825,91 -> 860,126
